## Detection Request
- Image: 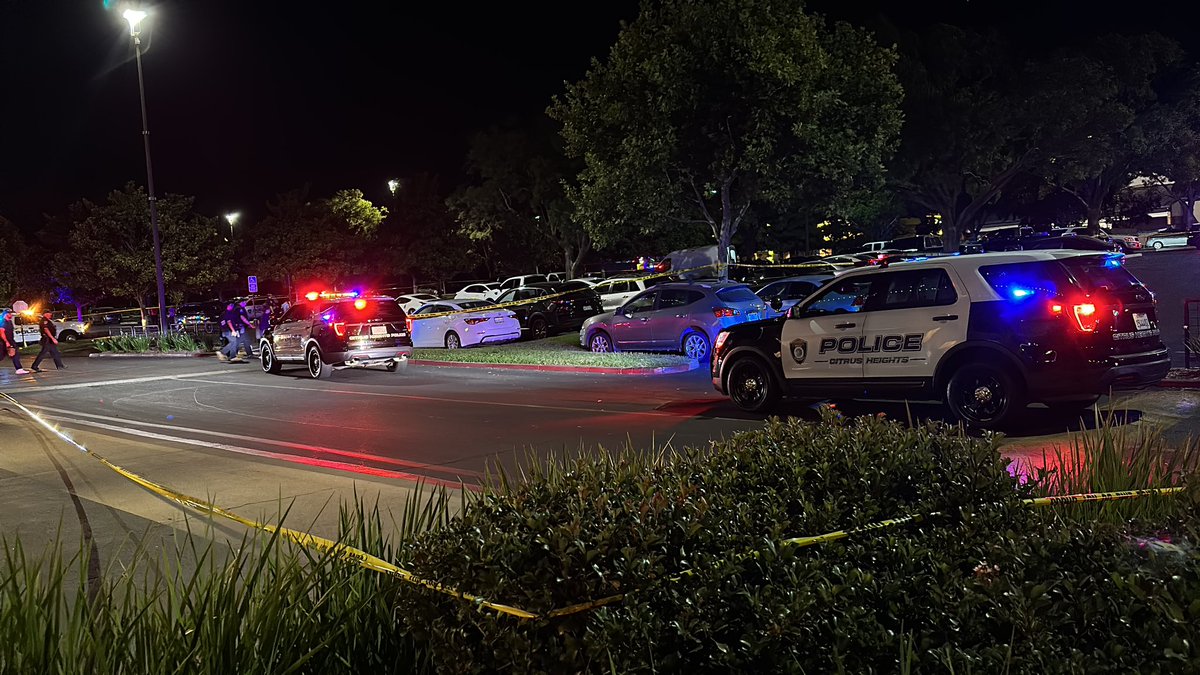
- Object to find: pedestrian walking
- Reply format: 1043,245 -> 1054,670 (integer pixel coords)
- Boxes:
30,310 -> 65,372
1,309 -> 30,375
237,300 -> 256,357
218,302 -> 245,363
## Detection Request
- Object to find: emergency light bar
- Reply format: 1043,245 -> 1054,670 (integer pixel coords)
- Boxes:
304,290 -> 361,301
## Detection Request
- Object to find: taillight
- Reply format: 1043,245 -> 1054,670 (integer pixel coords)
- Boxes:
1072,303 -> 1100,332
405,318 -> 412,333
332,321 -> 346,337
714,330 -> 730,356
464,317 -> 487,325
713,307 -> 739,318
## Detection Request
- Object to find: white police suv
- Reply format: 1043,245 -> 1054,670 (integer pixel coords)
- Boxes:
711,251 -> 1170,428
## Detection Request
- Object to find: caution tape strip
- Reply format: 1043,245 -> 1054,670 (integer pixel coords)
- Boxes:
0,392 -> 609,621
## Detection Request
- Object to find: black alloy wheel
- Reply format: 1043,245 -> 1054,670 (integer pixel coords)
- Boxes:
946,363 -> 1023,429
726,357 -> 780,412
260,341 -> 280,373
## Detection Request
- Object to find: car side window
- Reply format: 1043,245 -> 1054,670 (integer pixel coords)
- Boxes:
800,278 -> 873,315
623,292 -> 657,314
867,269 -> 957,311
758,282 -> 785,301
497,290 -> 518,303
790,281 -> 818,298
280,303 -> 310,322
659,289 -> 702,308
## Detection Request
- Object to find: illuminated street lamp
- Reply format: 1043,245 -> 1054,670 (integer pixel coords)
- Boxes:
123,8 -> 168,333
225,211 -> 241,238
388,179 -> 400,196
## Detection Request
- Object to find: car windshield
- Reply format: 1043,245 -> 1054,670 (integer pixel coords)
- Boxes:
1060,257 -> 1141,293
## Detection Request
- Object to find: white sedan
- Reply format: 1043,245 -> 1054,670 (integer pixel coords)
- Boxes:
393,293 -> 440,314
1145,229 -> 1196,250
453,283 -> 500,301
408,301 -> 522,349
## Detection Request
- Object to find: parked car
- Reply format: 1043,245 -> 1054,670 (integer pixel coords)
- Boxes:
654,244 -> 731,279
453,283 -> 501,302
492,282 -> 603,339
820,254 -> 871,269
408,300 -> 521,349
580,281 -> 767,360
1059,227 -> 1141,252
1023,234 -> 1120,252
1145,228 -> 1198,250
755,274 -> 836,318
546,272 -> 565,282
392,293 -> 441,314
488,274 -> 549,300
174,301 -> 225,329
860,240 -> 889,252
595,275 -> 652,310
3,308 -> 90,344
886,235 -> 943,252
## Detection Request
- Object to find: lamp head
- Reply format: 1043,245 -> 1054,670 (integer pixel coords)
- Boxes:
123,9 -> 148,36
225,211 -> 241,225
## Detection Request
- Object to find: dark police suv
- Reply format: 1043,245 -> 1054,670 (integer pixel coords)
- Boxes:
712,251 -> 1170,428
259,291 -> 413,379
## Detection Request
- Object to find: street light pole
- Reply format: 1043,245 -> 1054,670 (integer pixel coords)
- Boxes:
124,9 -> 167,334
225,211 -> 241,239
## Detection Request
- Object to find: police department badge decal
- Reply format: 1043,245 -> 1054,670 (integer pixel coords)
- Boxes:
790,338 -> 807,364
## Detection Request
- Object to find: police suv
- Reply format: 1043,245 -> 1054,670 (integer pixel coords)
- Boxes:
711,251 -> 1170,428
259,292 -> 413,379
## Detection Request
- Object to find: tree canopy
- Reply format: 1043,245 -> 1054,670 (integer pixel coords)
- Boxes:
551,0 -> 902,276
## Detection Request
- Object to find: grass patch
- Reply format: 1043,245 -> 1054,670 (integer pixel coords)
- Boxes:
17,339 -> 98,357
412,333 -> 694,369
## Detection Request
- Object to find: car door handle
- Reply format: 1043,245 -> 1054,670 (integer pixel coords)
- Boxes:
933,314 -> 959,322
835,322 -> 856,329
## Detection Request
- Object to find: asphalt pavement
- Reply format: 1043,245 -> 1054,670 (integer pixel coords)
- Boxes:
1124,248 -> 1199,365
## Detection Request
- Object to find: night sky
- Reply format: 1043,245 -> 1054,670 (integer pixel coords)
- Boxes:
2,0 -> 1198,233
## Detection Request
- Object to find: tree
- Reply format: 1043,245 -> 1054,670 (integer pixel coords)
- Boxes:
891,26 -> 1102,250
387,174 -> 471,291
0,216 -> 26,303
60,183 -> 232,326
247,187 -> 387,296
1142,64 -> 1200,230
448,124 -> 589,278
551,0 -> 902,278
1041,34 -> 1189,234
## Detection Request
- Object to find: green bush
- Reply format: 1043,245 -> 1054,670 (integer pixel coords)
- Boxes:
1,415 -> 1197,672
93,333 -> 205,353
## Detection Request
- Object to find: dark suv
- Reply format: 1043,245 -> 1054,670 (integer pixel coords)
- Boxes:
259,293 -> 413,378
493,282 -> 604,339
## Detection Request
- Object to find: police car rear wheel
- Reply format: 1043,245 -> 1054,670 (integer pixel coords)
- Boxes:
681,330 -> 710,360
946,363 -> 1023,428
260,341 -> 280,374
307,346 -> 332,379
727,357 -> 779,412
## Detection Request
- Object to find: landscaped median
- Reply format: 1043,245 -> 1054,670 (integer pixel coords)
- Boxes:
411,334 -> 698,373
2,413 -> 1197,672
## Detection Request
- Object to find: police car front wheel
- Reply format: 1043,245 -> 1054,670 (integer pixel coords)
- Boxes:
946,363 -> 1024,429
727,357 -> 780,412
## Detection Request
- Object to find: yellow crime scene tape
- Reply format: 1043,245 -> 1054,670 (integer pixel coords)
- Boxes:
3,390 -> 1186,621
0,392 -> 615,621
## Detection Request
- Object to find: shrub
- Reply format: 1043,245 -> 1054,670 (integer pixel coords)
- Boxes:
92,333 -> 205,353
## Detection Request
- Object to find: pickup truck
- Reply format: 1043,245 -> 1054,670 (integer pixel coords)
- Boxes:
1,309 -> 90,345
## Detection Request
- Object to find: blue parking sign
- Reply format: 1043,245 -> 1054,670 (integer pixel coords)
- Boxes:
247,276 -> 258,294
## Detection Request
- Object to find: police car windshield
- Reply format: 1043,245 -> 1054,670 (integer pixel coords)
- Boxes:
1060,258 -> 1140,293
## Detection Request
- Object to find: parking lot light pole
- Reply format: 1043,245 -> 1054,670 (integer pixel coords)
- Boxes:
124,8 -> 168,334
225,211 -> 241,239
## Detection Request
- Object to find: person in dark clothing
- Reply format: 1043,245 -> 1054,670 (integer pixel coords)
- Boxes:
236,301 -> 256,357
31,310 -> 65,372
219,302 -> 245,363
1,309 -> 30,375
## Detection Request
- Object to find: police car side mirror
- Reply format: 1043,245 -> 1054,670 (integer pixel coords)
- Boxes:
769,298 -> 783,311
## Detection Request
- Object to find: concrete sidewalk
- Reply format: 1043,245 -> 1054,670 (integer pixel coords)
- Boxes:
0,403 -> 446,572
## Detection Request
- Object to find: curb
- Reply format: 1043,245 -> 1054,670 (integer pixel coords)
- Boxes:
88,352 -> 215,359
407,359 -> 700,375
1157,380 -> 1200,390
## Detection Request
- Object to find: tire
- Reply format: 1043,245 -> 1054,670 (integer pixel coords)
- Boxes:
945,363 -> 1024,429
445,331 -> 462,349
726,356 -> 780,412
306,345 -> 332,379
59,331 -> 79,343
681,330 -> 710,361
529,317 -> 549,340
385,359 -> 408,373
588,331 -> 614,353
1152,240 -> 1164,250
260,340 -> 281,374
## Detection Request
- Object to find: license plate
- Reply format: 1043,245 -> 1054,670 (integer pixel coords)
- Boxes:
371,325 -> 387,336
1133,313 -> 1151,331
748,312 -> 760,321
